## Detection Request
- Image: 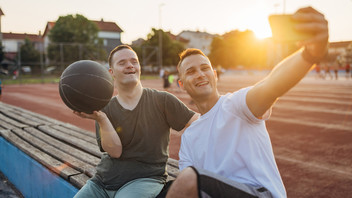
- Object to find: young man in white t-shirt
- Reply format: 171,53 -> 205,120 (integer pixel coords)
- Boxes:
165,7 -> 329,198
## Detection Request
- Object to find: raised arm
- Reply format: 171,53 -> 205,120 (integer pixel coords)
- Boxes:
74,111 -> 122,158
247,7 -> 329,118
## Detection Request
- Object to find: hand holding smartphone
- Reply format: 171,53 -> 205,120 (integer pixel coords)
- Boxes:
269,14 -> 314,42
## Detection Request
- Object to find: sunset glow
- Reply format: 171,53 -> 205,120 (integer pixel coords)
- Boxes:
230,2 -> 273,39
0,0 -> 351,43
249,21 -> 273,39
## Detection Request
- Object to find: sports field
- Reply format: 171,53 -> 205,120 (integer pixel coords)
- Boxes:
2,72 -> 352,197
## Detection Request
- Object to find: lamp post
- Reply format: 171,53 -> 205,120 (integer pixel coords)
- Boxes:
158,3 -> 164,69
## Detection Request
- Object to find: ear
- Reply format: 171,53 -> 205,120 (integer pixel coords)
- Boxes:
213,69 -> 218,81
109,68 -> 115,79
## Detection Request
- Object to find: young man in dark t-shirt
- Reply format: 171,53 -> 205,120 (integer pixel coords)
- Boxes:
74,45 -> 198,198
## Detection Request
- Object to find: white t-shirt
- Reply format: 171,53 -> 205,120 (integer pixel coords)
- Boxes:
179,87 -> 286,198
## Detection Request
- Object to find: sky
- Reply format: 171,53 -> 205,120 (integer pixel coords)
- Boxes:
0,0 -> 351,44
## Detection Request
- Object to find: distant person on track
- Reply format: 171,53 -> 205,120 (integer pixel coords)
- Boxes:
324,64 -> 333,80
346,63 -> 351,79
165,7 -> 329,198
73,45 -> 198,198
333,64 -> 339,80
315,64 -> 321,79
163,70 -> 171,90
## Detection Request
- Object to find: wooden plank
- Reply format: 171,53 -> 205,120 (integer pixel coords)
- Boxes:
0,102 -> 62,125
0,113 -> 28,128
11,128 -> 96,177
167,158 -> 179,168
0,102 -> 15,112
50,125 -> 97,145
1,102 -> 94,139
12,111 -> 50,126
70,173 -> 90,189
166,158 -> 179,180
166,174 -> 176,181
0,129 -> 80,179
166,165 -> 180,179
38,125 -> 102,158
1,110 -> 42,127
0,129 -> 11,135
56,123 -> 96,138
24,127 -> 100,166
0,118 -> 21,130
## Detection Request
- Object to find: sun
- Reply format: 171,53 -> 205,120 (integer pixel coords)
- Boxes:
252,23 -> 272,39
237,16 -> 273,40
235,3 -> 273,40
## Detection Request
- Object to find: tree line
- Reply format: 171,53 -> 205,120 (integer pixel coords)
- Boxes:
9,13 -> 300,73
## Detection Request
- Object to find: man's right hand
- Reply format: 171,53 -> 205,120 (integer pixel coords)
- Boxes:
73,111 -> 107,122
74,110 -> 122,158
293,6 -> 329,62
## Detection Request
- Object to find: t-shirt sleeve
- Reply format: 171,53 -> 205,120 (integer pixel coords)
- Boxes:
223,87 -> 271,124
179,133 -> 193,170
163,92 -> 195,131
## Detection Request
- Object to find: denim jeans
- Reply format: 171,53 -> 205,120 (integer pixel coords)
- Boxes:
74,177 -> 164,198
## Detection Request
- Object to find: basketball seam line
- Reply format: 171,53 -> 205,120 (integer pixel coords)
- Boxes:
60,84 -> 112,101
61,73 -> 113,87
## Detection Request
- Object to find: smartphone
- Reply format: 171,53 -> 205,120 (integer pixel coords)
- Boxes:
268,14 -> 313,42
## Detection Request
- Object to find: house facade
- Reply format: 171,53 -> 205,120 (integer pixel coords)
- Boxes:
1,19 -> 123,61
327,41 -> 352,65
42,19 -> 123,55
94,19 -> 123,53
2,32 -> 43,61
177,30 -> 216,55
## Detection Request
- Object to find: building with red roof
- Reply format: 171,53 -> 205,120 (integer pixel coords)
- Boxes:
42,19 -> 123,55
0,15 -> 123,62
2,32 -> 43,60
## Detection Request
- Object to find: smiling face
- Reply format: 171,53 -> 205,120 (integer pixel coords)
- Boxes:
109,48 -> 141,86
178,54 -> 218,100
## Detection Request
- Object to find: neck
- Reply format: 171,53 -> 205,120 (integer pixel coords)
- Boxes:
115,82 -> 143,110
193,92 -> 220,115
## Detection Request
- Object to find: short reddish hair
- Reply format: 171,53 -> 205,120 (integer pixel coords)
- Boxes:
177,48 -> 208,69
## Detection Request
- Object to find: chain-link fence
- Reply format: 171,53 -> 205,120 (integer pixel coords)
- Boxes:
1,42 -> 109,82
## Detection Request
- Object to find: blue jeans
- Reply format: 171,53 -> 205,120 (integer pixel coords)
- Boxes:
74,178 -> 164,198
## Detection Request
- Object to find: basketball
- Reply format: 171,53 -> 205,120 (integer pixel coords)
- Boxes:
59,60 -> 114,114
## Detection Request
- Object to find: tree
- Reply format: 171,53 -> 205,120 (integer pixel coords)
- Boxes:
208,30 -> 269,69
19,38 -> 40,66
47,14 -> 106,67
133,28 -> 185,67
0,41 -> 4,63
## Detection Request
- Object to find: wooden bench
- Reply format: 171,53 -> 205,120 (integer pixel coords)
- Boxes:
0,102 -> 180,197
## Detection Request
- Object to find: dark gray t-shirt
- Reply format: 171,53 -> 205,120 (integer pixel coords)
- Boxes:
91,88 -> 195,190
